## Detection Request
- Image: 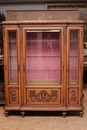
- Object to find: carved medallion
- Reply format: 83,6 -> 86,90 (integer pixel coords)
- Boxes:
29,90 -> 58,102
12,90 -> 16,101
71,90 -> 76,102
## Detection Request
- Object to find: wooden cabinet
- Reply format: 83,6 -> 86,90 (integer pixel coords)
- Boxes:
2,20 -> 85,117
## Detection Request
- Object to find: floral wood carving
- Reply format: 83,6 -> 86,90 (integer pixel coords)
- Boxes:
71,90 -> 76,102
12,90 -> 16,101
29,90 -> 58,102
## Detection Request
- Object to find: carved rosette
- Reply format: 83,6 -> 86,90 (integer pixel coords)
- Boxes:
29,90 -> 58,102
63,27 -> 67,43
12,90 -> 16,102
71,90 -> 76,102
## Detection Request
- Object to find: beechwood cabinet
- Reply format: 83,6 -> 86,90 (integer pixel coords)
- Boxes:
2,20 -> 85,117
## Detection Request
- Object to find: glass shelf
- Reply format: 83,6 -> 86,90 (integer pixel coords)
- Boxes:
26,56 -> 60,57
26,70 -> 60,71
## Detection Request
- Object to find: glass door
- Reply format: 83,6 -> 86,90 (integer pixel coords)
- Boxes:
67,27 -> 82,105
4,29 -> 20,105
23,27 -> 64,106
68,29 -> 79,84
8,30 -> 19,84
25,30 -> 61,85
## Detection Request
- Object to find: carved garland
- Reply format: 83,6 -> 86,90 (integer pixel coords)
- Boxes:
29,90 -> 58,102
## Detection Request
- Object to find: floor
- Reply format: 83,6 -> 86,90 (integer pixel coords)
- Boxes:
0,89 -> 87,130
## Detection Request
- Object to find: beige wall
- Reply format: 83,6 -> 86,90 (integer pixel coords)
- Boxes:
0,4 -> 46,16
6,10 -> 78,21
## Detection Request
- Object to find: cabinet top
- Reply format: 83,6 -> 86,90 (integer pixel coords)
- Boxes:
1,20 -> 85,25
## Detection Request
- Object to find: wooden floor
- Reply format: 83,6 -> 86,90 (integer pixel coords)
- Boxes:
0,89 -> 87,130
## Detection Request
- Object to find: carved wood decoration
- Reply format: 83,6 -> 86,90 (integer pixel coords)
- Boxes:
26,88 -> 61,105
29,90 -> 58,102
12,90 -> 17,101
68,88 -> 79,105
19,27 -> 23,43
71,90 -> 76,102
46,4 -> 87,10
63,27 -> 67,43
9,88 -> 19,104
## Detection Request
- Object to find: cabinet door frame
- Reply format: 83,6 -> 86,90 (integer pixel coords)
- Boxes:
22,26 -> 65,107
4,27 -> 21,105
66,27 -> 83,106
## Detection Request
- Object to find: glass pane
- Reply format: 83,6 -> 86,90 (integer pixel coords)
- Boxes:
8,30 -> 18,84
26,30 -> 61,84
69,30 -> 78,84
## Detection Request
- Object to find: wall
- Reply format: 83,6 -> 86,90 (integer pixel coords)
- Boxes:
0,4 -> 46,16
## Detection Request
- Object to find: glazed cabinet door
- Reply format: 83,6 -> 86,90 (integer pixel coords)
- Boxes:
66,27 -> 83,107
4,28 -> 21,106
23,27 -> 64,108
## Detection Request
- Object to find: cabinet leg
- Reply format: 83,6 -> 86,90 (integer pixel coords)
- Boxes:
4,110 -> 9,117
21,111 -> 25,117
79,111 -> 84,117
62,111 -> 67,118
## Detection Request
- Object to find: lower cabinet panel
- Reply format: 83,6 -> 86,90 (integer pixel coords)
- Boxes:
68,88 -> 79,105
9,88 -> 19,104
26,88 -> 61,105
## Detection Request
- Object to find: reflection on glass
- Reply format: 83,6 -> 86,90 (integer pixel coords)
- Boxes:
8,30 -> 18,84
26,30 -> 61,84
69,30 -> 78,84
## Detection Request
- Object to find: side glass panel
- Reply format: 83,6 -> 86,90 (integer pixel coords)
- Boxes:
8,30 -> 18,84
69,30 -> 79,84
25,30 -> 61,84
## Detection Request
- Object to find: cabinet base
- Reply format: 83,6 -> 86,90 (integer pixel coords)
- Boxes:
3,105 -> 84,117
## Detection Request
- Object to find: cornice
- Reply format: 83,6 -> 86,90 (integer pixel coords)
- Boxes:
1,20 -> 85,25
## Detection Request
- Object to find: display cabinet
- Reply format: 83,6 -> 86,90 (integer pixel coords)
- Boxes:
2,20 -> 85,117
